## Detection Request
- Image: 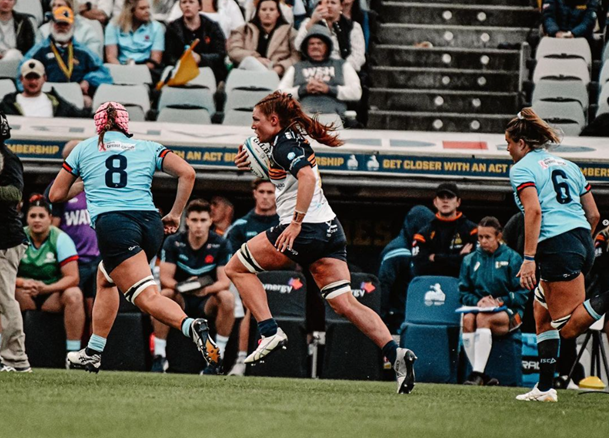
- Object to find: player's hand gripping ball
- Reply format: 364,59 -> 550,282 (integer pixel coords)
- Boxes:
242,136 -> 271,180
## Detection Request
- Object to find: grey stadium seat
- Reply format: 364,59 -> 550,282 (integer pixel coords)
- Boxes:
223,108 -> 252,126
596,86 -> 609,118
535,37 -> 592,67
157,107 -> 211,124
225,69 -> 279,93
599,62 -> 609,91
532,79 -> 589,110
225,89 -> 270,112
158,86 -> 215,114
0,79 -> 16,100
93,84 -> 151,114
533,58 -> 590,85
603,43 -> 609,64
160,66 -> 217,94
532,100 -> 586,135
0,59 -> 20,80
43,82 -> 85,109
105,64 -> 153,85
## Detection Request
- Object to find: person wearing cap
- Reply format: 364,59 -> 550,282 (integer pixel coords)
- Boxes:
0,59 -> 89,117
37,0 -> 104,59
411,182 -> 478,278
0,0 -> 36,62
18,6 -> 112,108
277,24 -> 361,118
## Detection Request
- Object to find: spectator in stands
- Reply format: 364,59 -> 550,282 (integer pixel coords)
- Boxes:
105,0 -> 165,81
164,0 -> 227,83
225,179 -> 279,376
295,0 -> 366,73
0,112 -> 31,373
378,205 -> 434,333
278,24 -> 361,117
411,182 -> 478,277
211,195 -> 234,236
167,0 -> 245,39
243,0 -> 293,24
15,195 -> 85,359
459,216 -> 528,386
152,199 -> 234,374
38,0 -> 104,59
541,0 -> 599,40
0,60 -> 90,117
0,0 -> 35,62
228,0 -> 299,78
47,140 -> 101,323
341,0 -> 369,50
19,7 -> 112,108
79,0 -> 112,25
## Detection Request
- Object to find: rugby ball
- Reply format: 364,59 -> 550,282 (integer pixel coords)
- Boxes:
243,136 -> 271,180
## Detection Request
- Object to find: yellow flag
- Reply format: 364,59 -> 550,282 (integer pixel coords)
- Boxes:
156,39 -> 200,90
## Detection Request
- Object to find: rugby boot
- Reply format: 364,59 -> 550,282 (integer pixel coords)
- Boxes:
394,348 -> 417,394
244,327 -> 288,364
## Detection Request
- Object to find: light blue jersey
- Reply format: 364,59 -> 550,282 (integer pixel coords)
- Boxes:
63,131 -> 170,226
510,149 -> 591,242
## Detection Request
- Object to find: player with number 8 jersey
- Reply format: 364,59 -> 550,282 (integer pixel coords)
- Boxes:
49,102 -> 220,373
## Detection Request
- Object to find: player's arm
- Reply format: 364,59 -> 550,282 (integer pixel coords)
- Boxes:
517,187 -> 541,290
581,192 -> 600,234
159,261 -> 178,291
49,169 -> 84,203
39,260 -> 80,295
160,152 -> 196,233
201,267 -> 231,295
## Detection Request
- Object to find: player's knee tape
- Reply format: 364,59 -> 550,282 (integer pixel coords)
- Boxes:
551,314 -> 572,331
237,243 -> 264,274
534,284 -> 548,309
99,261 -> 115,285
321,281 -> 351,300
124,275 -> 156,304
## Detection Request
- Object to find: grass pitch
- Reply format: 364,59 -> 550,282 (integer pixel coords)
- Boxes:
2,370 -> 609,438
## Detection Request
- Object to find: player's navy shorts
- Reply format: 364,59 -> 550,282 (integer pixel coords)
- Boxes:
266,217 -> 347,266
95,210 -> 164,275
537,227 -> 594,282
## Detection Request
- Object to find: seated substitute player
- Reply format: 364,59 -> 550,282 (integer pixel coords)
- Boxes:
228,91 -> 417,394
49,102 -> 216,373
15,195 -> 85,358
226,179 -> 279,376
459,216 -> 528,386
151,199 -> 234,374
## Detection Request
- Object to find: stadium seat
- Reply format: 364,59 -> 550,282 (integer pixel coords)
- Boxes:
463,330 -> 523,387
535,37 -> 592,67
532,79 -> 589,110
0,59 -> 20,80
160,66 -> 217,94
246,271 -> 308,378
158,86 -> 215,114
23,310 -> 66,368
600,62 -> 609,91
311,112 -> 345,130
603,44 -> 609,64
104,64 -> 153,85
322,273 -> 383,381
532,100 -> 586,134
400,276 -> 461,383
13,0 -> 43,25
93,84 -> 151,114
102,313 -> 150,371
223,108 -> 253,126
225,89 -> 269,112
596,86 -> 609,118
0,78 -> 16,100
225,69 -> 279,93
533,58 -> 590,85
157,107 -> 212,124
43,82 -> 85,109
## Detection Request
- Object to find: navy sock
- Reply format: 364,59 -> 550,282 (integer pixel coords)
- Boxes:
588,291 -> 609,319
537,332 -> 560,392
382,340 -> 398,366
258,318 -> 278,337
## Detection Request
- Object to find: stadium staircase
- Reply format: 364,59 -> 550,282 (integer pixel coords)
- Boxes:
368,0 -> 540,132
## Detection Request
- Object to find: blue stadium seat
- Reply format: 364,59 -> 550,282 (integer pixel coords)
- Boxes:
400,276 -> 461,383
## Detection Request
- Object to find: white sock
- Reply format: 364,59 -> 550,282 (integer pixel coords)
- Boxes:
473,328 -> 492,373
237,351 -> 246,362
154,337 -> 167,357
216,335 -> 230,358
462,332 -> 476,367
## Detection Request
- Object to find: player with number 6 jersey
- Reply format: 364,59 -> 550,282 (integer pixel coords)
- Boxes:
505,108 -> 609,402
49,102 -> 219,373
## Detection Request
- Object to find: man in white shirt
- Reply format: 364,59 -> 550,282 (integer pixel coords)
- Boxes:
0,59 -> 89,117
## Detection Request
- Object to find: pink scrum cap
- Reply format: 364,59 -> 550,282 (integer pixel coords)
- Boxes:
94,102 -> 130,135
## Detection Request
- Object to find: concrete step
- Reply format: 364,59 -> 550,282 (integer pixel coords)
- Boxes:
370,45 -> 521,70
382,2 -> 539,28
371,66 -> 520,92
369,88 -> 521,113
368,110 -> 512,132
378,23 -> 535,48
385,0 -> 534,6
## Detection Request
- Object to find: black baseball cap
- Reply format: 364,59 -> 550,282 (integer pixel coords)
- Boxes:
436,182 -> 460,198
